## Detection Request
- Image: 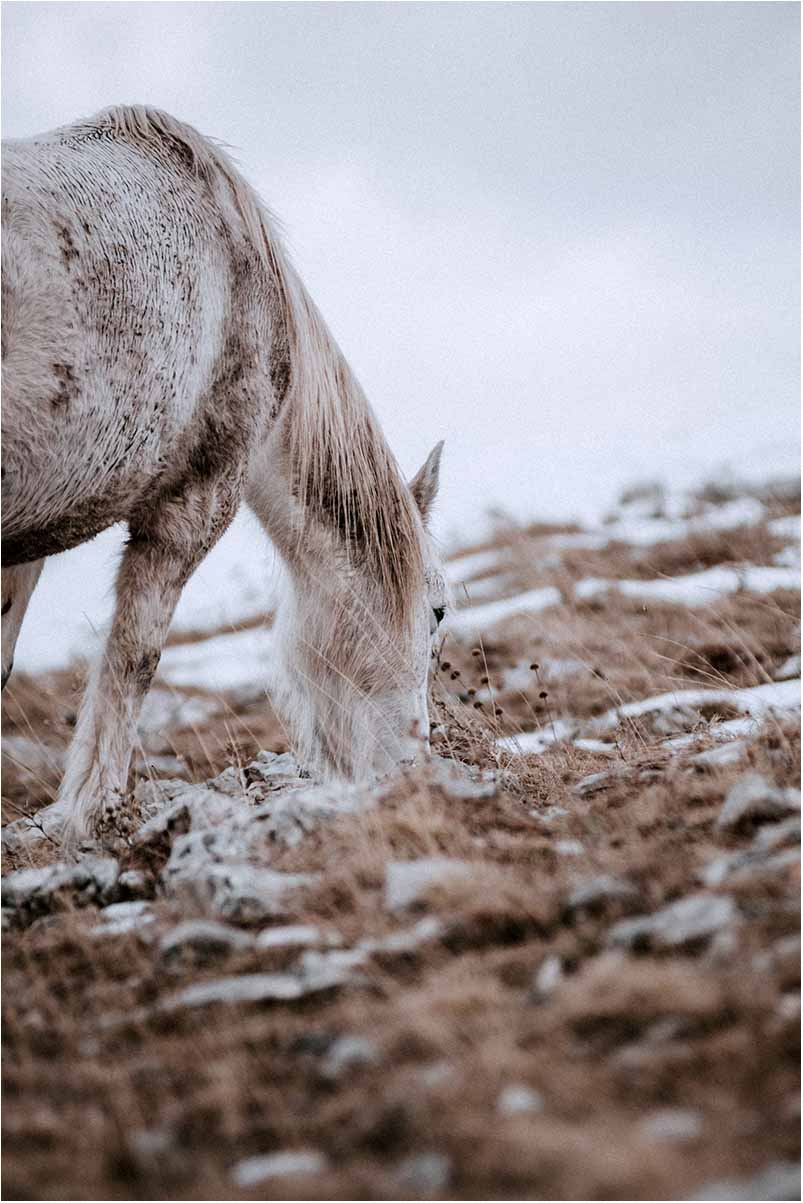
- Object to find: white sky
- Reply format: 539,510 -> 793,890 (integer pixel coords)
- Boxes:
2,2 -> 800,669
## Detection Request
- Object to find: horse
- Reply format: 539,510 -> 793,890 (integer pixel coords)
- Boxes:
1,105 -> 447,849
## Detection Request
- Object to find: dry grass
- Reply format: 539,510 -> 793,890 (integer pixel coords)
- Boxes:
2,481 -> 800,1200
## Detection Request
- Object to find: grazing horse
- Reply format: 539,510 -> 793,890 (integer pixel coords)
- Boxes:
1,106 -> 447,847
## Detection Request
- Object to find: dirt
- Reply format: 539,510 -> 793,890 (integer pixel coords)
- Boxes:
2,482 -> 800,1200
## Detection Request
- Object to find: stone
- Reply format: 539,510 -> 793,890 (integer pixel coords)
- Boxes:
92,900 -> 155,938
497,1084 -> 543,1115
163,854 -> 315,925
690,1160 -> 800,1200
609,893 -> 737,952
566,874 -> 639,912
159,919 -> 255,960
555,839 -> 585,857
117,868 -> 151,900
257,780 -> 372,848
532,954 -> 563,999
699,846 -> 800,888
384,858 -> 474,911
639,1108 -> 702,1143
1,856 -> 120,918
358,916 -> 445,956
395,1152 -> 452,1194
693,741 -> 747,768
321,1034 -> 380,1079
717,773 -> 800,831
231,1149 -> 329,1187
774,653 -> 801,681
255,925 -> 328,950
752,815 -> 801,851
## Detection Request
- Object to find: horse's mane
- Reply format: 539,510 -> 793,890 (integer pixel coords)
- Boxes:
88,105 -> 424,626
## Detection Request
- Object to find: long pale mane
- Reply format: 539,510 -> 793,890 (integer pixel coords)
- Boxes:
90,105 -> 424,625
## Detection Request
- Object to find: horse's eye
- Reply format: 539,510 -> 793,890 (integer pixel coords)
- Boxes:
432,606 -> 445,626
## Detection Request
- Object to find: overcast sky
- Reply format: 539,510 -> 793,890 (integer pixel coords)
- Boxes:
3,2 -> 800,667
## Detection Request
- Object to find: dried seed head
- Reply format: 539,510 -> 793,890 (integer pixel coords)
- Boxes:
473,701 -> 484,710
539,690 -> 548,700
494,707 -> 504,717
480,675 -> 489,685
471,647 -> 482,658
530,663 -> 540,671
440,661 -> 452,671
450,670 -> 460,680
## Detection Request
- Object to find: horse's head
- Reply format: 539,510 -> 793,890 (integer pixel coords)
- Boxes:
269,441 -> 447,782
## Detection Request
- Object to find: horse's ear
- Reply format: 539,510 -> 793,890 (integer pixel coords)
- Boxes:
409,440 -> 444,523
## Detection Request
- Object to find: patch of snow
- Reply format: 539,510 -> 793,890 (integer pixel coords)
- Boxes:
445,547 -> 506,584
768,514 -> 801,540
576,564 -> 799,608
449,587 -> 562,637
138,688 -> 225,733
157,626 -> 276,692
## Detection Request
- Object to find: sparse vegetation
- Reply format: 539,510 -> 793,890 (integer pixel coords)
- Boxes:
2,480 -> 800,1200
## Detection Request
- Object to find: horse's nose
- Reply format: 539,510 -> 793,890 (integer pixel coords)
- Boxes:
1,661 -> 12,691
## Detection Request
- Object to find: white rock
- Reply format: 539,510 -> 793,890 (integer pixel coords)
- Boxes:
717,773 -> 801,831
692,740 -> 747,768
639,1108 -> 702,1143
1,856 -> 120,915
752,815 -> 801,851
260,780 -> 372,848
163,856 -> 315,924
159,919 -> 255,959
255,924 -> 326,950
690,1159 -> 800,1200
555,840 -> 585,857
497,1084 -> 544,1115
699,846 -> 800,889
322,1035 -> 380,1079
567,874 -> 639,911
395,1152 -> 452,1193
92,900 -> 155,938
609,893 -> 737,951
358,916 -> 445,955
532,954 -> 563,999
384,858 -> 473,911
418,1061 -> 456,1088
231,1149 -> 328,1187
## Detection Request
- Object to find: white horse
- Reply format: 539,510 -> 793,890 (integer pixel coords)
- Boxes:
1,105 -> 447,848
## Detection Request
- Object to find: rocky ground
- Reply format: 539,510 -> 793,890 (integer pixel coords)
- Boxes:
2,477 -> 801,1201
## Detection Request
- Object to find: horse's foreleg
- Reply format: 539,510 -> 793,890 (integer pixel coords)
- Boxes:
1,559 -> 46,689
55,477 -> 241,848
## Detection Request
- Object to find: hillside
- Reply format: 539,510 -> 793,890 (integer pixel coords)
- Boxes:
2,476 -> 800,1201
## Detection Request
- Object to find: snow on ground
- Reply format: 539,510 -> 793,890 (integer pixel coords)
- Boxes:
448,586 -> 562,637
499,679 -> 802,756
575,564 -> 800,607
157,628 -> 277,692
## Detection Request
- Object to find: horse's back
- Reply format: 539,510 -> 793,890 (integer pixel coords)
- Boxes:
1,110 -> 269,564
